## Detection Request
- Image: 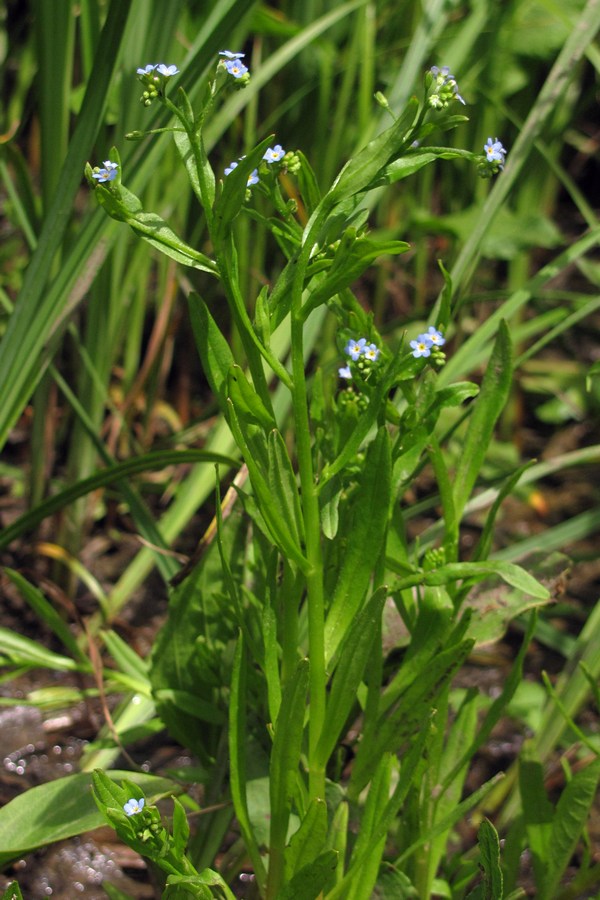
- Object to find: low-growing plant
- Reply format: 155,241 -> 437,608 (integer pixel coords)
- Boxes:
2,3 -> 600,898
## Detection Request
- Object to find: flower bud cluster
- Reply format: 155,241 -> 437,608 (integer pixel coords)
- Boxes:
427,66 -> 466,109
136,63 -> 180,106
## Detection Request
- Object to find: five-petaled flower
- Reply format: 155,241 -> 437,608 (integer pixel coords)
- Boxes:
123,798 -> 145,816
363,343 -> 380,362
224,58 -> 248,79
484,137 -> 507,166
219,50 -> 245,60
92,161 -> 118,183
410,339 -> 432,358
420,326 -> 445,347
136,64 -> 156,75
345,338 -> 367,361
155,64 -> 179,77
263,145 -> 285,163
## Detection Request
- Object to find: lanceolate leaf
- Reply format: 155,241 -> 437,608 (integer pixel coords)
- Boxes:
543,758 -> 600,899
452,320 -> 513,519
0,771 -> 178,867
324,429 -> 391,662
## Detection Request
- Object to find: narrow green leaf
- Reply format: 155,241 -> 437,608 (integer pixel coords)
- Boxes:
228,635 -> 268,889
153,689 -> 225,725
519,743 -> 554,893
228,366 -> 276,432
227,400 -> 309,571
475,818 -> 504,900
424,561 -> 549,600
187,293 -> 235,408
301,232 -> 409,318
452,320 -> 512,520
213,136 -> 274,244
163,878 -> 212,900
0,448 -> 236,550
100,629 -> 149,680
374,146 -> 471,185
1,883 -> 23,900
268,658 -> 310,897
3,569 -> 88,664
351,637 -> 473,794
316,587 -> 387,766
267,429 -> 305,549
171,796 -> 191,858
277,850 -> 338,900
544,758 -> 600,899
0,770 -> 176,867
284,798 -> 328,879
324,429 -> 391,662
327,98 -> 419,206
0,627 -> 81,672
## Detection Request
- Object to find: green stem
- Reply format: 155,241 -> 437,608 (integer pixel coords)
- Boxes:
289,218 -> 329,802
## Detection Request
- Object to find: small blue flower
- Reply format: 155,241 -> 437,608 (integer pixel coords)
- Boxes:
224,59 -> 248,79
345,338 -> 367,361
224,160 -> 259,187
92,161 -> 118,183
263,145 -> 285,163
363,342 -> 380,362
419,326 -> 445,347
123,798 -> 145,816
136,64 -> 156,75
338,366 -> 352,380
219,50 -> 245,59
410,338 -> 432,358
484,137 -> 506,165
155,64 -> 179,77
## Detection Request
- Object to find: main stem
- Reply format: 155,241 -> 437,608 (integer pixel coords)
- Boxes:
291,310 -> 326,802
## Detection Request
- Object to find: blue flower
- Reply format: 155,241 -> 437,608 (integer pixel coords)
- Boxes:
363,342 -> 380,362
123,798 -> 145,816
92,161 -> 118,183
410,338 -> 432,358
224,59 -> 248,79
155,64 -> 179,77
419,326 -> 445,347
430,65 -> 452,81
219,50 -> 245,59
344,338 -> 367,361
224,160 -> 259,187
338,366 -> 352,380
484,137 -> 506,165
136,64 -> 156,75
263,145 -> 285,163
